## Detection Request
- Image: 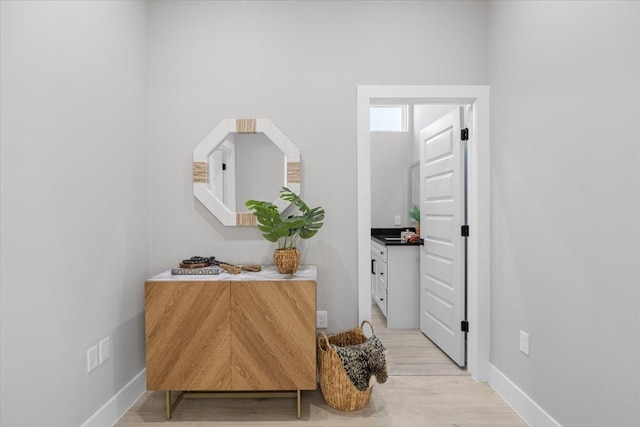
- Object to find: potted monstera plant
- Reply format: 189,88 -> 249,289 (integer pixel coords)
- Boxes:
245,187 -> 325,274
409,204 -> 421,236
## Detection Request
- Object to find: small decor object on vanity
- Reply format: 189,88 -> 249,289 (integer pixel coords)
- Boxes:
170,256 -> 262,275
171,256 -> 221,275
246,187 -> 325,274
180,255 -> 216,268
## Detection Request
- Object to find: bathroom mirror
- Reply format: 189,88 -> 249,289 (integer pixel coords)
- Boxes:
193,119 -> 301,226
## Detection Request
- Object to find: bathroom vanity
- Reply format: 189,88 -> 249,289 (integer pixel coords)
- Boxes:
371,229 -> 421,328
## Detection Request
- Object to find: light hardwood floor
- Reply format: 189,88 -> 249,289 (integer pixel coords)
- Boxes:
117,376 -> 525,426
371,303 -> 468,377
117,306 -> 525,426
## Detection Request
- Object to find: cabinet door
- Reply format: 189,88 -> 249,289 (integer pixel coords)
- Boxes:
371,256 -> 378,300
230,281 -> 316,390
145,281 -> 231,390
375,270 -> 387,316
377,258 -> 387,290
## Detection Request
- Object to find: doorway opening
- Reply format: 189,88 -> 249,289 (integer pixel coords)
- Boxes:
356,85 -> 490,381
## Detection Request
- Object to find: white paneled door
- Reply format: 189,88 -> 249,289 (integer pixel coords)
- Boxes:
419,107 -> 467,367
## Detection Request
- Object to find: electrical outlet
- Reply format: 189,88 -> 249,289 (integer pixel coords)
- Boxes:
99,337 -> 110,364
317,311 -> 328,328
519,330 -> 530,356
87,345 -> 99,372
394,215 -> 401,225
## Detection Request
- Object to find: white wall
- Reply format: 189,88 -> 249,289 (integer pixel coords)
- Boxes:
148,0 -> 488,331
488,1 -> 640,425
371,131 -> 413,228
0,2 -> 149,426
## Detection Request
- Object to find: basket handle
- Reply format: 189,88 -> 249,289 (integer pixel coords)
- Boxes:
317,332 -> 331,351
360,320 -> 374,337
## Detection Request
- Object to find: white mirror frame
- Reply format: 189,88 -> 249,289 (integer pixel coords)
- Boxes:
193,118 -> 301,226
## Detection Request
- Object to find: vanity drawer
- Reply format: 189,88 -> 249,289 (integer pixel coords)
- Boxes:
377,261 -> 387,290
371,240 -> 387,262
375,287 -> 387,316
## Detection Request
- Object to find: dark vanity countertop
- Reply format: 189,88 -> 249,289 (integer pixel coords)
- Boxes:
371,228 -> 423,246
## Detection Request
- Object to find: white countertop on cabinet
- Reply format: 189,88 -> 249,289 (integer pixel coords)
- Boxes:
148,265 -> 317,282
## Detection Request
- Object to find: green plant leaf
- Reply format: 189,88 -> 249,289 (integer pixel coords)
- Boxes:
280,187 -> 310,213
245,188 -> 324,247
245,199 -> 287,241
299,206 -> 325,239
409,204 -> 420,223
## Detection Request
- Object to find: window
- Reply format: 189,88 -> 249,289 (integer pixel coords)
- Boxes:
370,105 -> 408,132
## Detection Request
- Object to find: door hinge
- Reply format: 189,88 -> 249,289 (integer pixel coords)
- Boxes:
461,321 -> 469,332
461,225 -> 469,237
461,128 -> 469,141
222,163 -> 227,171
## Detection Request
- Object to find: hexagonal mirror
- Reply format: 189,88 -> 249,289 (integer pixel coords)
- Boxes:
193,119 -> 301,226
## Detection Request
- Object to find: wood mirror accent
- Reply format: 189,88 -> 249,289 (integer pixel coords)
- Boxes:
193,119 -> 301,226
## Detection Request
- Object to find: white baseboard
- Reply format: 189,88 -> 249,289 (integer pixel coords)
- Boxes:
81,369 -> 146,427
487,364 -> 561,427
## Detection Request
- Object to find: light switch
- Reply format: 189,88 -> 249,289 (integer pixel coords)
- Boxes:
87,345 -> 99,372
99,337 -> 110,364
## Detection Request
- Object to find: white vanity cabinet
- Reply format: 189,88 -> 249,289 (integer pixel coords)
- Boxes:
371,238 -> 420,328
371,240 -> 388,315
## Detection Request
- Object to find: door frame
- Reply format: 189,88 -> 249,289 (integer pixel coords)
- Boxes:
356,85 -> 490,381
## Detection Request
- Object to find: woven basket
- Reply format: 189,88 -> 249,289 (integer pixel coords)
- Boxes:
273,248 -> 300,274
317,320 -> 375,411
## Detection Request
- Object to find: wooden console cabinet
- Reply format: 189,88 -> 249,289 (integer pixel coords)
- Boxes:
144,265 -> 317,419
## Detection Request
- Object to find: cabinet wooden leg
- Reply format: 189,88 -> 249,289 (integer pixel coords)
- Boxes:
165,390 -> 185,420
165,391 -> 171,420
297,390 -> 301,419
